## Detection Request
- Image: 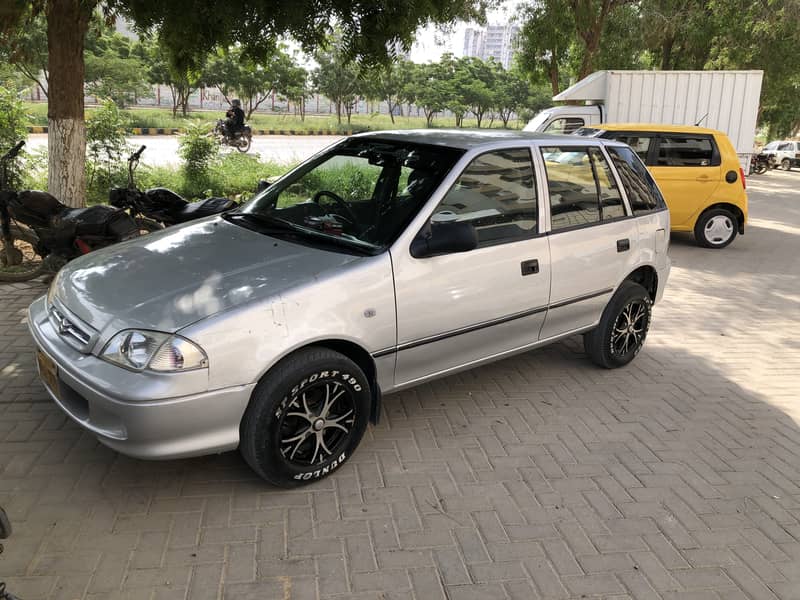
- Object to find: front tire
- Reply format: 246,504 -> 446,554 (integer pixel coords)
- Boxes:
240,347 -> 370,487
694,208 -> 737,249
781,158 -> 791,171
584,281 -> 652,369
237,135 -> 252,153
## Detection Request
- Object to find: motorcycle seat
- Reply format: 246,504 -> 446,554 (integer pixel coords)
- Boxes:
174,197 -> 237,222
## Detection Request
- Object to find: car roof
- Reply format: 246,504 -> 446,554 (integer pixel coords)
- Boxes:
594,123 -> 724,135
352,128 -> 620,150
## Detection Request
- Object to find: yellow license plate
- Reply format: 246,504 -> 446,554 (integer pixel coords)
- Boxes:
36,349 -> 60,400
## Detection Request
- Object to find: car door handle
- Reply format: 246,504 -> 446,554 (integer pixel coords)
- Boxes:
520,259 -> 539,276
617,239 -> 630,252
696,175 -> 712,182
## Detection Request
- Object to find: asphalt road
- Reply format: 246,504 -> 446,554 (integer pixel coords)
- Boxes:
26,133 -> 344,166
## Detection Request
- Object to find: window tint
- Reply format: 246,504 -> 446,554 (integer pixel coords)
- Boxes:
656,136 -> 714,166
605,134 -> 653,162
591,148 -> 625,220
433,148 -> 537,247
607,146 -> 666,214
544,117 -> 585,135
542,146 -> 626,230
778,142 -> 793,151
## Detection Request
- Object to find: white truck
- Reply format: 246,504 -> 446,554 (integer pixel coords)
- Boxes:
523,70 -> 763,170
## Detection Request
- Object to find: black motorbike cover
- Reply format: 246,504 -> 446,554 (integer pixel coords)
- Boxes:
8,190 -> 67,229
58,205 -> 137,239
175,197 -> 237,222
144,187 -> 188,213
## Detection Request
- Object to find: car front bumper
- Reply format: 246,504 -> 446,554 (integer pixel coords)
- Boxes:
27,295 -> 255,460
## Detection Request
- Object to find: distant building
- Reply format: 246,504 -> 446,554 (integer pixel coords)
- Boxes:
462,24 -> 520,69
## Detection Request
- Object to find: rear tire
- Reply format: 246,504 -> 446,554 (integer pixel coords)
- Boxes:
0,225 -> 47,282
694,208 -> 737,249
584,281 -> 652,369
237,135 -> 252,153
240,347 -> 370,487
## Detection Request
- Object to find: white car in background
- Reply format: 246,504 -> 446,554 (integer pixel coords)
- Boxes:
762,140 -> 800,170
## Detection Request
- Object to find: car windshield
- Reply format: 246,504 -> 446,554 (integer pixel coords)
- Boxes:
233,138 -> 463,253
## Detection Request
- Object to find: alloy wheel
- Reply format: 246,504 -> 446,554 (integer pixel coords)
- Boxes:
611,300 -> 648,357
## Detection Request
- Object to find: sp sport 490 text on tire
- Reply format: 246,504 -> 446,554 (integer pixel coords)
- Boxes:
240,347 -> 370,487
584,281 -> 652,369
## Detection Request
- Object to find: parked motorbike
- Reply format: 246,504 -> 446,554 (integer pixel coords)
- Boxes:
214,119 -> 252,153
1,505 -> 22,599
751,152 -> 771,174
0,141 -> 140,283
109,146 -> 237,228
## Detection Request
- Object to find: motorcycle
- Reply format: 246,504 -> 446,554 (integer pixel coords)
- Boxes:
109,145 -> 237,228
214,119 -> 252,153
1,505 -> 21,599
750,152 -> 771,174
0,141 -> 140,283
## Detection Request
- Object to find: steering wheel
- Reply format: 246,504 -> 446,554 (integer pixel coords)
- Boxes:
312,190 -> 359,228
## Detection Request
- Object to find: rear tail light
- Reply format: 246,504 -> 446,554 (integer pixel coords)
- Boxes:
739,167 -> 746,190
75,238 -> 92,254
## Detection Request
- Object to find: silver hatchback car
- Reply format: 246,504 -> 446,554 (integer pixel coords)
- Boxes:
29,130 -> 670,486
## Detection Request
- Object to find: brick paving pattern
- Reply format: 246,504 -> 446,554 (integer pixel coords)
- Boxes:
1,171 -> 799,599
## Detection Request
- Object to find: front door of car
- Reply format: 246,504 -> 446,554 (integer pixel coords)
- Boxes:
537,145 -> 640,340
647,134 -> 721,228
391,147 -> 551,387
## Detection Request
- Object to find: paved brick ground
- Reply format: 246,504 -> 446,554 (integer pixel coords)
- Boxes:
1,171 -> 799,600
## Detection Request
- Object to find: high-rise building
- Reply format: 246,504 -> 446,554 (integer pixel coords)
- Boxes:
461,24 -> 520,69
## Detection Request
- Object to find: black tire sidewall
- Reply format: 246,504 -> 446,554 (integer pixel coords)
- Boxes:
588,282 -> 652,368
695,208 -> 737,249
241,349 -> 370,487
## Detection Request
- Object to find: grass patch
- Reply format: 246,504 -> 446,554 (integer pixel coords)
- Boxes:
24,103 -> 526,132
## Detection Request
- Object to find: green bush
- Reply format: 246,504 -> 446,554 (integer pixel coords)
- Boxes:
85,99 -> 130,204
0,87 -> 29,186
178,122 -> 217,196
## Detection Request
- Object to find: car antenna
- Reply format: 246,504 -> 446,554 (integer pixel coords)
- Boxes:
694,113 -> 708,127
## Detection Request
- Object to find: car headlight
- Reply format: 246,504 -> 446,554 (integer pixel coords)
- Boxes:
100,330 -> 208,372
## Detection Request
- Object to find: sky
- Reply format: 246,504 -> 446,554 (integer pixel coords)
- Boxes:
408,1 -> 517,63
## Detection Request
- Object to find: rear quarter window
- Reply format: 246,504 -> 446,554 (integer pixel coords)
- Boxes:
606,146 -> 666,214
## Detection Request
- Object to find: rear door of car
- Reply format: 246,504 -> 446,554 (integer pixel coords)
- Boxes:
391,146 -> 552,386
536,142 -> 640,339
647,134 -> 721,228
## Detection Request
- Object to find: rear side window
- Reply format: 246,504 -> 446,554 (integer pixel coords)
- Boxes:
541,146 -> 626,230
656,136 -> 715,166
607,146 -> 666,214
603,134 -> 653,163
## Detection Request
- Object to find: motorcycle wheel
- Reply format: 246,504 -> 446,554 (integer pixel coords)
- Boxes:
755,164 -> 768,175
237,135 -> 252,153
136,217 -> 164,233
0,225 -> 47,283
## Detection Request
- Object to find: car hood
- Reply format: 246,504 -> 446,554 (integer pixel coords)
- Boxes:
52,217 -> 361,333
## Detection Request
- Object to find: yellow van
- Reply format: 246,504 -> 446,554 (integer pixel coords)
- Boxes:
576,124 -> 748,248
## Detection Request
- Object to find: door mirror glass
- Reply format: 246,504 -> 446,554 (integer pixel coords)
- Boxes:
410,221 -> 478,258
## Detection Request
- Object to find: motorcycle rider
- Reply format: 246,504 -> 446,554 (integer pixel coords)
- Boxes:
224,99 -> 245,138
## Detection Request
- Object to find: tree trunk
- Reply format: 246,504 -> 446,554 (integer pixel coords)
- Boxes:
46,0 -> 92,208
661,35 -> 674,71
548,60 -> 560,96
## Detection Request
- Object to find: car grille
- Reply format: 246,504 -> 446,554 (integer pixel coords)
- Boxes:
49,305 -> 95,352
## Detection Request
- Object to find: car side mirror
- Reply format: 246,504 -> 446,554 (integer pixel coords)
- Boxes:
410,221 -> 478,258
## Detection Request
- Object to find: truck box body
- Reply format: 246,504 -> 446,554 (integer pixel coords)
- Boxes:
524,70 -> 763,169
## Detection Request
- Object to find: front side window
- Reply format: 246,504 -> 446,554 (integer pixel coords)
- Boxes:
544,117 -> 586,135
656,136 -> 715,166
235,139 -> 463,253
607,146 -> 666,214
432,148 -> 538,247
605,134 -> 653,162
778,142 -> 793,151
541,146 -> 625,230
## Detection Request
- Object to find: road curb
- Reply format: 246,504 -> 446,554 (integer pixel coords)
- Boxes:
27,126 -> 354,136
